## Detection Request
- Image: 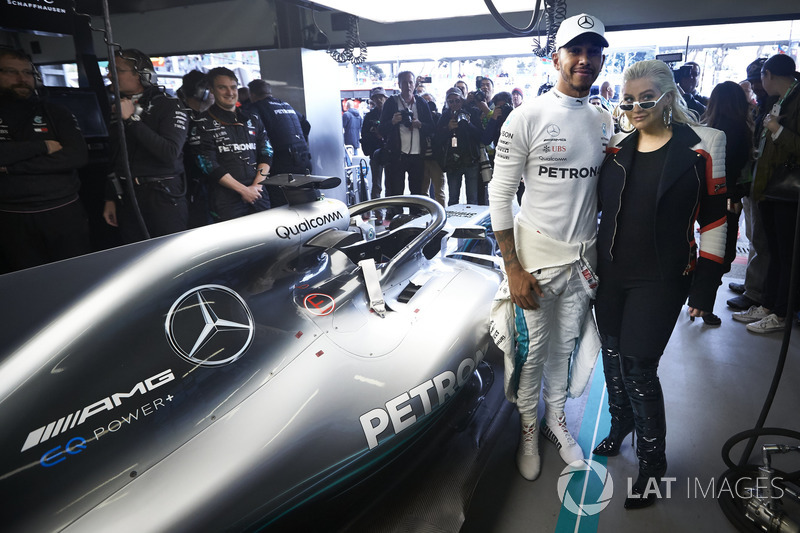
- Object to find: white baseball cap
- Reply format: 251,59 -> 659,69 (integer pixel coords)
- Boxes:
554,14 -> 609,50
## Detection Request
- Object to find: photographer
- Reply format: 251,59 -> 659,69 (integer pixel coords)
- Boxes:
482,91 -> 514,147
378,71 -> 435,214
361,87 -> 388,223
435,87 -> 483,205
474,76 -> 495,119
482,91 -> 517,202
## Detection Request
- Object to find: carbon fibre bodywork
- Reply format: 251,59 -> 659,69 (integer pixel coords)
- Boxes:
0,194 -> 503,532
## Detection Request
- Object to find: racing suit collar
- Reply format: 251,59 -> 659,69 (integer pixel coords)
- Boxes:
549,87 -> 591,107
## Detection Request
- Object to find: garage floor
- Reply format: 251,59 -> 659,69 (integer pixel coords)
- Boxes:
460,277 -> 800,533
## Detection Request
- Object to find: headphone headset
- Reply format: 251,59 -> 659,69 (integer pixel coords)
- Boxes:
190,76 -> 210,102
117,48 -> 158,88
177,71 -> 210,103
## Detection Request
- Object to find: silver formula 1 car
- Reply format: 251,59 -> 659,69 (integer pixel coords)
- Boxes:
0,176 -> 505,532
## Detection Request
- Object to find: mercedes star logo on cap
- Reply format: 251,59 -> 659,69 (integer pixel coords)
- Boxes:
578,16 -> 595,29
165,285 -> 254,367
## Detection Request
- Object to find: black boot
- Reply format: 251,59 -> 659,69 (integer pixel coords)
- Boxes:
621,355 -> 667,510
592,340 -> 635,456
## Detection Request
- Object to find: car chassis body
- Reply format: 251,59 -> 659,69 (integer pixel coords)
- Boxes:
0,184 -> 504,532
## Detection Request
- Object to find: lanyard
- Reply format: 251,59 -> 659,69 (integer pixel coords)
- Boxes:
755,79 -> 798,165
760,80 -> 797,140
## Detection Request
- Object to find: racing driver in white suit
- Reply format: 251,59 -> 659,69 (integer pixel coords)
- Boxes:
488,14 -> 613,480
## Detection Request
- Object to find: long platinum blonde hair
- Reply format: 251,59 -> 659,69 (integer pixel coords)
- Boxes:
622,59 -> 699,126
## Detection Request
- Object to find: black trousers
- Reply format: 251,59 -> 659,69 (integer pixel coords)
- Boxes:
385,154 -> 424,197
595,266 -> 692,478
595,265 -> 692,360
759,200 -> 799,317
118,179 -> 188,243
0,199 -> 91,274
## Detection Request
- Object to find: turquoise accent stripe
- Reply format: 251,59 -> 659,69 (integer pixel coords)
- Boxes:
511,305 -> 530,397
554,353 -> 611,533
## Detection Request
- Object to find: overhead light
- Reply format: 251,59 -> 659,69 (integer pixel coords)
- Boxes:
309,0 -> 529,23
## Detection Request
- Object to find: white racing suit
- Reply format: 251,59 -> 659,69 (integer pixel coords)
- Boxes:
488,88 -> 612,426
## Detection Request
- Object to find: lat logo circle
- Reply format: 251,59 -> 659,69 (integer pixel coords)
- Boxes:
165,285 -> 254,367
578,15 -> 595,29
557,459 -> 614,516
547,124 -> 561,136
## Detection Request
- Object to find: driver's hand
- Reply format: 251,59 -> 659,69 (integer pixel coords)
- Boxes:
507,265 -> 544,310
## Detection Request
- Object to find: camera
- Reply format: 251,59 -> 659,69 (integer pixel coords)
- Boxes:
472,90 -> 486,103
399,109 -> 414,127
673,65 -> 692,82
500,102 -> 513,118
456,110 -> 471,124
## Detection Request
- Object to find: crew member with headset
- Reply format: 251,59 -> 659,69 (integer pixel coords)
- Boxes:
245,79 -> 310,208
0,48 -> 89,274
177,69 -> 214,228
103,48 -> 189,243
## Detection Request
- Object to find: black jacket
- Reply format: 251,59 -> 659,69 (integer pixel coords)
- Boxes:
110,87 -> 188,181
377,94 -> 435,159
188,105 -> 273,215
598,123 -> 728,310
712,116 -> 752,202
0,95 -> 88,211
434,106 -> 482,171
360,107 -> 384,157
245,97 -> 310,174
188,104 -> 273,185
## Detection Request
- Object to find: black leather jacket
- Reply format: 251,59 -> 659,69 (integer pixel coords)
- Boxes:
598,123 -> 728,310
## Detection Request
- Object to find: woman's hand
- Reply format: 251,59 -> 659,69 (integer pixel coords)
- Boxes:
688,307 -> 707,318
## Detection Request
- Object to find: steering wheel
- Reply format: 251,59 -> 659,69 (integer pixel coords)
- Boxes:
348,195 -> 446,283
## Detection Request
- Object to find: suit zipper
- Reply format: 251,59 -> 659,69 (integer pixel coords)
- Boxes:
684,163 -> 702,275
609,157 -> 626,261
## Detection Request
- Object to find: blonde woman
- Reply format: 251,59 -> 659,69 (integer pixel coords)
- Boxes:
593,60 -> 727,508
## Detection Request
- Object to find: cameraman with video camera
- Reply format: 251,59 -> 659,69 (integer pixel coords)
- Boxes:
378,71 -> 434,216
435,87 -> 483,205
675,62 -> 707,117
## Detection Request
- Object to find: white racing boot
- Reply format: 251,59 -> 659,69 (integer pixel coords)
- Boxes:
516,420 -> 541,480
542,413 -> 584,465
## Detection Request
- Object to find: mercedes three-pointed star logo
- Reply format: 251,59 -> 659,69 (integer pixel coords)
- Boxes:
547,124 -> 561,136
578,15 -> 594,29
165,285 -> 254,367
